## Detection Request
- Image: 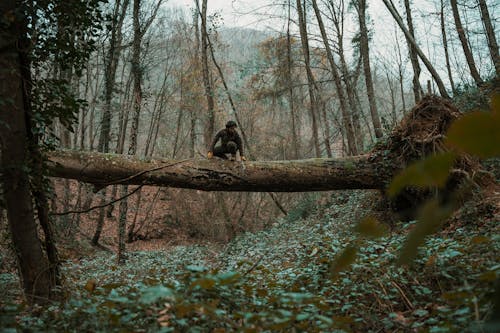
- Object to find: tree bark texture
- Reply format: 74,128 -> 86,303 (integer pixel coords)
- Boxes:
330,1 -> 363,147
403,0 -> 422,103
199,0 -> 215,147
296,0 -> 321,157
46,150 -> 392,192
286,1 -> 300,158
356,0 -> 383,138
0,0 -> 53,302
311,0 -> 358,155
98,0 -> 130,153
450,0 -> 483,85
440,0 -> 456,93
477,0 -> 499,77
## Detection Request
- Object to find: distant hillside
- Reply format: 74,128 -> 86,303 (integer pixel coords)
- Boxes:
217,27 -> 273,64
213,27 -> 275,85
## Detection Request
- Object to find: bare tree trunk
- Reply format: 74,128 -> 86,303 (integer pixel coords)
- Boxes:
92,0 -> 130,245
287,0 -> 300,159
97,0 -> 130,153
311,0 -> 358,155
0,1 -> 53,302
199,0 -> 215,147
403,0 -> 422,102
395,29 -> 407,112
330,0 -> 363,148
477,0 -> 499,77
356,0 -> 383,138
440,0 -> 456,93
190,6 -> 201,158
320,101 -> 333,157
296,0 -> 321,157
145,72 -> 169,156
382,0 -> 450,99
450,0 -> 483,85
117,0 -> 145,264
385,68 -> 398,127
91,188 -> 107,246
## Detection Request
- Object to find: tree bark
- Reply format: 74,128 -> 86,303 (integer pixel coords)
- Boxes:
440,0 -> 456,94
356,0 -> 383,138
330,0 -> 363,148
287,0 -> 300,159
450,0 -> 483,85
311,0 -> 358,155
46,150 -> 392,192
97,0 -> 130,153
477,0 -> 499,77
0,0 -> 53,302
199,0 -> 215,147
403,0 -> 422,103
296,0 -> 321,157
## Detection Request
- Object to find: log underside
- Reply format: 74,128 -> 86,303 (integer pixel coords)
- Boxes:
47,150 -> 394,192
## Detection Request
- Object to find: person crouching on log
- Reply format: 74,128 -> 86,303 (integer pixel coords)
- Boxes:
207,120 -> 246,161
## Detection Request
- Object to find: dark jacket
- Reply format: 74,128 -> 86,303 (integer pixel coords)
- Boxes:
210,129 -> 244,156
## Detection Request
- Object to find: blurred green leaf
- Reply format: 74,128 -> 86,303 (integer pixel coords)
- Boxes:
397,199 -> 454,265
216,271 -> 240,285
190,277 -> 216,290
186,265 -> 207,272
445,111 -> 500,158
330,245 -> 357,277
140,286 -> 174,304
388,153 -> 456,197
355,216 -> 388,239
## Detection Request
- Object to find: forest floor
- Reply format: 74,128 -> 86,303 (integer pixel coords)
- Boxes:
1,177 -> 498,332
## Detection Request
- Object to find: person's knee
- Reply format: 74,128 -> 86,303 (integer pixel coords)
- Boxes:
227,141 -> 237,154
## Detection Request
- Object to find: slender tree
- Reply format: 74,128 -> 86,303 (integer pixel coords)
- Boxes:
329,0 -> 363,147
450,0 -> 483,85
311,0 -> 358,155
198,0 -> 216,147
394,26 -> 407,112
440,0 -> 456,93
286,0 -> 300,158
92,0 -> 130,245
477,0 -> 499,77
403,0 -> 422,102
98,0 -> 130,153
354,0 -> 383,138
296,0 -> 321,157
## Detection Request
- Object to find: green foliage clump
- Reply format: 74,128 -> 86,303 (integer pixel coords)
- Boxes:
1,187 -> 497,332
452,76 -> 498,113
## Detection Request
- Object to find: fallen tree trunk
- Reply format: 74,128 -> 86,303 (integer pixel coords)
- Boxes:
46,150 -> 393,192
46,96 -> 470,193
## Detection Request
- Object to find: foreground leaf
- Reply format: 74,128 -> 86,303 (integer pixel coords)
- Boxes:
330,245 -> 357,277
388,153 -> 456,197
397,199 -> 454,265
355,216 -> 388,239
446,111 -> 500,158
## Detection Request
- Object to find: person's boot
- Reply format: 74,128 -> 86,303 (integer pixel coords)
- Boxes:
229,154 -> 236,161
